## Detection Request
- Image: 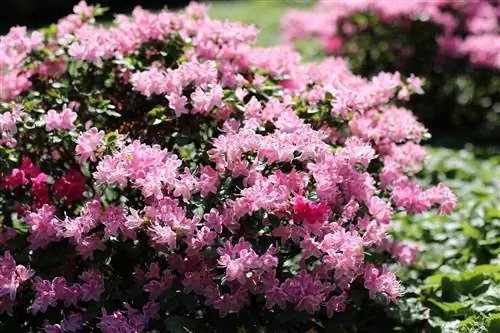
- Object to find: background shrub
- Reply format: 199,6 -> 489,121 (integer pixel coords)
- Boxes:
282,0 -> 500,143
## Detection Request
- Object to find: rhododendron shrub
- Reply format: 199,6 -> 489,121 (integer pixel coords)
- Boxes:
0,2 -> 456,332
282,0 -> 500,140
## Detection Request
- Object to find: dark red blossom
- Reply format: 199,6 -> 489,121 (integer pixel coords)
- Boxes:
54,168 -> 86,204
293,196 -> 329,225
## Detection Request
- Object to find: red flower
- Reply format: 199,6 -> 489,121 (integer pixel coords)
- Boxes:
293,197 -> 329,225
19,156 -> 41,178
31,173 -> 50,206
325,36 -> 343,53
3,169 -> 29,189
54,168 -> 86,204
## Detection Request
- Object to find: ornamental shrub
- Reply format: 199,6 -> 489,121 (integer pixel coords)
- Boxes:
282,0 -> 500,141
1,2 -> 456,332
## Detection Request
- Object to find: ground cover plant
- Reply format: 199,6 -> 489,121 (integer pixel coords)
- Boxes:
391,148 -> 500,333
0,1 -> 460,332
282,0 -> 500,141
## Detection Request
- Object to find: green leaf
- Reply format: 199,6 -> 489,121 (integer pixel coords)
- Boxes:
104,109 -> 121,117
105,131 -> 119,145
12,219 -> 28,233
461,223 -> 483,239
486,313 -> 500,333
427,299 -> 468,316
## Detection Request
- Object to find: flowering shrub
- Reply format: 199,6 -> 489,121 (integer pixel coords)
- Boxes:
282,0 -> 500,139
0,2 -> 456,332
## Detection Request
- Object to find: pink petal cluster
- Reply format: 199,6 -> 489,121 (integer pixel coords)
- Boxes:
45,107 -> 78,132
0,27 -> 43,100
0,104 -> 25,147
28,270 -> 104,314
75,127 -> 105,163
0,251 -> 34,314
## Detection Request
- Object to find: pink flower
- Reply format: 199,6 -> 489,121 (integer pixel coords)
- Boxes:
391,181 -> 431,214
143,269 -> 174,300
31,173 -> 50,206
28,278 -> 58,314
325,35 -> 343,53
367,196 -> 392,225
198,165 -> 220,197
0,111 -> 18,134
62,313 -> 84,332
44,323 -> 63,333
325,292 -> 348,318
75,235 -> 106,259
0,251 -> 34,303
79,270 -> 104,302
100,205 -> 127,239
73,0 -> 94,18
203,208 -> 223,234
75,127 -> 105,163
265,286 -> 288,310
125,208 -> 143,229
19,156 -> 41,178
166,93 -> 188,117
407,74 -> 424,94
44,107 -> 77,131
149,223 -> 177,249
190,85 -> 224,115
390,241 -> 419,266
3,168 -> 28,189
340,137 -> 376,168
25,205 -> 61,250
426,182 -> 457,214
97,310 -> 137,333
212,292 -> 245,317
363,265 -> 400,303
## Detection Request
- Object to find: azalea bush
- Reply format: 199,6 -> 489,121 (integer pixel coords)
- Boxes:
282,0 -> 500,140
0,2 -> 456,332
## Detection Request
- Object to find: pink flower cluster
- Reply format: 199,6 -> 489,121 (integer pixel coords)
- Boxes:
0,251 -> 34,315
132,61 -> 223,117
44,106 -> 77,132
282,0 -> 500,69
0,103 -> 27,147
0,2 -> 456,330
0,27 -> 43,101
28,270 -> 104,314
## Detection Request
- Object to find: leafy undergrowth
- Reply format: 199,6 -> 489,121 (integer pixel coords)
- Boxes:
391,148 -> 500,333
